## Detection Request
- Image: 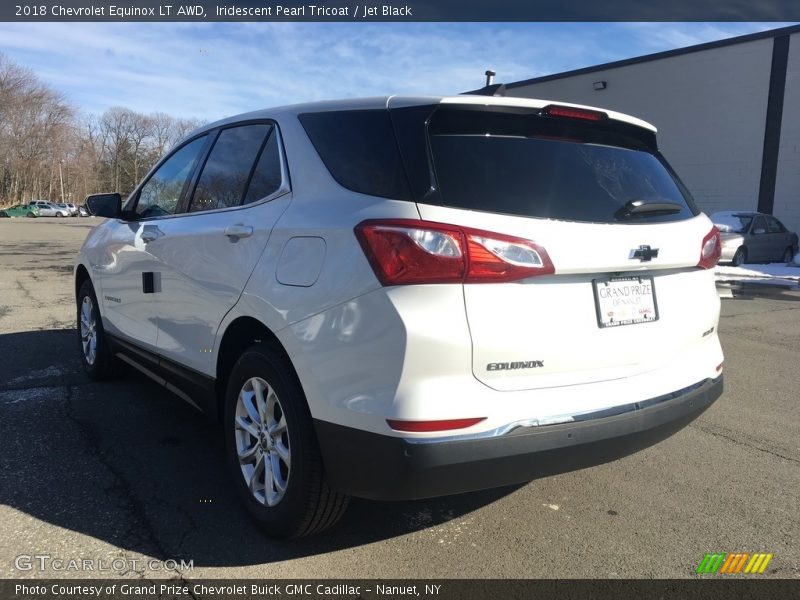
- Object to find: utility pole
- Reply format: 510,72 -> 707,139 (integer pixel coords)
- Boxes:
58,160 -> 65,203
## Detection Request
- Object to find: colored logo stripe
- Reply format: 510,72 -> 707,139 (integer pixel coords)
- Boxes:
720,553 -> 748,573
696,553 -> 726,574
745,553 -> 773,574
696,553 -> 773,574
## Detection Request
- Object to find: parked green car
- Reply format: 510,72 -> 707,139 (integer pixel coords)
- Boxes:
0,204 -> 40,218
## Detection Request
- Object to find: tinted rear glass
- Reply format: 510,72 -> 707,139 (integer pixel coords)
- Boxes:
299,104 -> 697,224
244,128 -> 283,204
299,110 -> 411,200
427,106 -> 697,224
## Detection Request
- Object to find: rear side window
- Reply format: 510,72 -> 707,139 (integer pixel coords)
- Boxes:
189,124 -> 271,213
767,217 -> 785,233
299,110 -> 411,200
244,128 -> 283,204
427,106 -> 698,224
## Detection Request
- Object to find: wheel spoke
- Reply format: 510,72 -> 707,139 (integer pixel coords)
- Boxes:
237,441 -> 258,463
81,300 -> 91,323
268,415 -> 286,437
274,440 -> 290,467
235,415 -> 260,438
240,390 -> 260,425
249,453 -> 265,494
263,456 -> 276,501
265,389 -> 279,427
270,454 -> 287,493
252,379 -> 267,425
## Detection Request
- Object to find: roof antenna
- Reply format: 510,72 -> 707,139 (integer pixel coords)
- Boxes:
461,70 -> 506,97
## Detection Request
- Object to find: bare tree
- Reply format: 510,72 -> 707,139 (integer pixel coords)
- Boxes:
0,53 -> 205,208
0,53 -> 74,204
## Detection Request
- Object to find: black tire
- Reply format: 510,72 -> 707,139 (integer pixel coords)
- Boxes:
0,211 -> 8,218
732,247 -> 747,266
56,212 -> 64,217
781,247 -> 794,264
224,344 -> 349,539
76,279 -> 120,380
26,212 -> 35,218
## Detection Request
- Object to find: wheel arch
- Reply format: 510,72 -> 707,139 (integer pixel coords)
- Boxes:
75,264 -> 91,300
215,316 -> 300,421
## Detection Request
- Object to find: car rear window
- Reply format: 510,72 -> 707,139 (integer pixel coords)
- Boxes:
426,106 -> 698,224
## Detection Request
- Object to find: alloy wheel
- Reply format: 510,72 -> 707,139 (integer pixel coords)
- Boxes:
234,376 -> 291,507
79,295 -> 97,365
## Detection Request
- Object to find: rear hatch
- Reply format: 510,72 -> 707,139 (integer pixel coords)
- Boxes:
392,99 -> 720,391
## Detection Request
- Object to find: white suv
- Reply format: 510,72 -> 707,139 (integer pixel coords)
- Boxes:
75,95 -> 724,538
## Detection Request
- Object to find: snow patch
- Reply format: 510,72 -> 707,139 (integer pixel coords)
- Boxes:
0,387 -> 55,404
543,503 -> 560,511
8,366 -> 66,384
715,264 -> 800,282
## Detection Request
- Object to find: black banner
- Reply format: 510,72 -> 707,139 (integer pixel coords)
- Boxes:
3,580 -> 800,600
2,0 -> 800,22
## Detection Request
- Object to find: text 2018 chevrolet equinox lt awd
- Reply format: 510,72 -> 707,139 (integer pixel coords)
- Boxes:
75,95 -> 724,538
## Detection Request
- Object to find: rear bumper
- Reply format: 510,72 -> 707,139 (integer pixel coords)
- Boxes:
315,375 -> 723,500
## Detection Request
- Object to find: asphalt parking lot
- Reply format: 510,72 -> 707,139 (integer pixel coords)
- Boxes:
1,218 -> 798,580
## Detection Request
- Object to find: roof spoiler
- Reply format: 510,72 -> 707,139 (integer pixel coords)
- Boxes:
461,83 -> 507,97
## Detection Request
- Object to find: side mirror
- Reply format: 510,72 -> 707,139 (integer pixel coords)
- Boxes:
85,193 -> 122,218
753,228 -> 766,235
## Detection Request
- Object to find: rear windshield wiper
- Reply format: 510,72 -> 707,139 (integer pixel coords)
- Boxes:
615,199 -> 684,220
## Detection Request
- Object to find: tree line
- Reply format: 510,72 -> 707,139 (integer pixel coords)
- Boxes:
0,53 -> 203,207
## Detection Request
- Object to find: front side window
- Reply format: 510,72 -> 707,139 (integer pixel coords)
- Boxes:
136,136 -> 207,218
189,124 -> 271,213
752,216 -> 768,233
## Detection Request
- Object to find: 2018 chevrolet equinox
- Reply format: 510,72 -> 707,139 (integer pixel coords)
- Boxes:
75,95 -> 724,538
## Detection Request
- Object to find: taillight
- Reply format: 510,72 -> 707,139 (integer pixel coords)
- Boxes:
698,226 -> 721,269
386,417 -> 486,432
542,104 -> 608,122
355,219 -> 554,285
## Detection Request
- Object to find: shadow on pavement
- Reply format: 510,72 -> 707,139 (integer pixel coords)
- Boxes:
0,329 -> 519,568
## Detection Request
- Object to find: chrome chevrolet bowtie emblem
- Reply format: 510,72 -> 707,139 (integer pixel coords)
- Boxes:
630,245 -> 659,262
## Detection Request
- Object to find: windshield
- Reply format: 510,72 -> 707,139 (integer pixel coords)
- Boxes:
712,213 -> 753,234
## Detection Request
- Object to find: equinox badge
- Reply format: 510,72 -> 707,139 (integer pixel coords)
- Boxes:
487,361 -> 544,371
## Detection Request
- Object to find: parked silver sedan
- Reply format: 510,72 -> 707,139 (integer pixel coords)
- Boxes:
712,211 -> 798,265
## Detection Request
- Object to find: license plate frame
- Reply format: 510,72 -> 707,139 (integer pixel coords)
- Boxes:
592,276 -> 659,329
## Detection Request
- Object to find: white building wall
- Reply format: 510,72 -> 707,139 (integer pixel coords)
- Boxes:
773,32 -> 800,235
508,39 -> 775,220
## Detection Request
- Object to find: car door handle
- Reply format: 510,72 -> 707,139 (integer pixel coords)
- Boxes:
141,226 -> 164,243
224,225 -> 253,239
